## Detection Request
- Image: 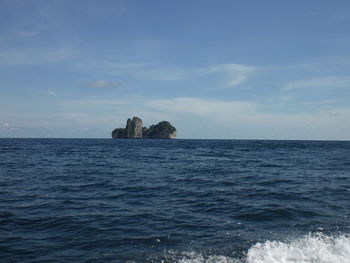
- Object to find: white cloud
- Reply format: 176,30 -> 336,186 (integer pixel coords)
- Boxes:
136,68 -> 188,81
76,61 -> 190,81
82,1 -> 127,17
3,95 -> 349,140
145,97 -> 350,140
16,31 -> 40,37
1,122 -> 10,128
283,76 -> 349,91
87,80 -> 121,88
77,61 -> 255,88
0,47 -> 75,66
205,63 -> 255,87
146,97 -> 258,117
0,122 -> 15,132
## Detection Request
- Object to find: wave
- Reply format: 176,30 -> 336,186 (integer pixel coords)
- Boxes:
175,233 -> 350,263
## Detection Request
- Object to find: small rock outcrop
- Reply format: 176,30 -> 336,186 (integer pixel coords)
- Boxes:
112,117 -> 176,139
142,121 -> 177,139
125,117 -> 143,138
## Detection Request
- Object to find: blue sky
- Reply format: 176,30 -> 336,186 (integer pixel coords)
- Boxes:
1,0 -> 350,139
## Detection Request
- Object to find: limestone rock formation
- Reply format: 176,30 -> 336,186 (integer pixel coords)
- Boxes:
111,128 -> 127,139
125,118 -> 132,137
142,121 -> 177,139
125,117 -> 143,138
112,117 -> 176,139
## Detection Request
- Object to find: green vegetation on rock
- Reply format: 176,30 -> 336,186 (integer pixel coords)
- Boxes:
142,121 -> 176,139
112,118 -> 176,139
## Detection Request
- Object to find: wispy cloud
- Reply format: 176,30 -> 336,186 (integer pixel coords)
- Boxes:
283,76 -> 349,91
77,61 -> 255,87
296,99 -> 338,106
205,63 -> 256,87
145,97 -> 350,139
76,61 -> 190,81
0,47 -> 75,66
87,80 -> 121,88
15,31 -> 40,38
2,95 -> 350,139
0,122 -> 10,128
81,0 -> 127,17
146,97 -> 258,117
0,122 -> 16,132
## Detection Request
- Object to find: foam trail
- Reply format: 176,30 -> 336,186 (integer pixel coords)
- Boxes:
246,234 -> 350,263
178,252 -> 239,263
176,234 -> 350,263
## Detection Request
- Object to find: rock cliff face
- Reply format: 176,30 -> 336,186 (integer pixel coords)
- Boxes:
112,117 -> 176,139
125,117 -> 143,138
142,121 -> 177,139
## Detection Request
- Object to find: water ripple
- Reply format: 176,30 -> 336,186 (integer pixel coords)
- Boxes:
1,139 -> 350,262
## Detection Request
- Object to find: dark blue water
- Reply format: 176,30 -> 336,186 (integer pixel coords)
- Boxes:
1,139 -> 350,263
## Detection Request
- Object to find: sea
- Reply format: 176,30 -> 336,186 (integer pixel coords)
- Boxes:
1,138 -> 350,263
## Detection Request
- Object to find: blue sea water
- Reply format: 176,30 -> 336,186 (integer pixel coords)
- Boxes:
1,139 -> 350,263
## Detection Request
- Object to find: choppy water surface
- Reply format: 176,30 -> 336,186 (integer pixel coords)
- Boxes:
1,139 -> 350,262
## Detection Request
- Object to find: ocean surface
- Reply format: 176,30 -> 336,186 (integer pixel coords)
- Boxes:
1,139 -> 350,263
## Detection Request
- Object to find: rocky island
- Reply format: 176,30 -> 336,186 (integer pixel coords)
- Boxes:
112,117 -> 176,139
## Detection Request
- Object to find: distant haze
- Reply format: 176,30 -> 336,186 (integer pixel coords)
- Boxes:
1,0 -> 350,140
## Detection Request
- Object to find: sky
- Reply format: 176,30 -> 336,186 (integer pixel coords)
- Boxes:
1,0 -> 350,139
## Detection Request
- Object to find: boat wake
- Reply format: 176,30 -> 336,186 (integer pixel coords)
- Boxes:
175,233 -> 350,263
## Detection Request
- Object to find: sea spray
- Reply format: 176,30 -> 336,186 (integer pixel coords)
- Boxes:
175,234 -> 350,263
246,233 -> 350,263
177,252 -> 239,263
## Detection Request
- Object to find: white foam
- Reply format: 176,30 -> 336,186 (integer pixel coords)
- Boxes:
246,234 -> 350,263
177,252 -> 239,263
176,234 -> 350,263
